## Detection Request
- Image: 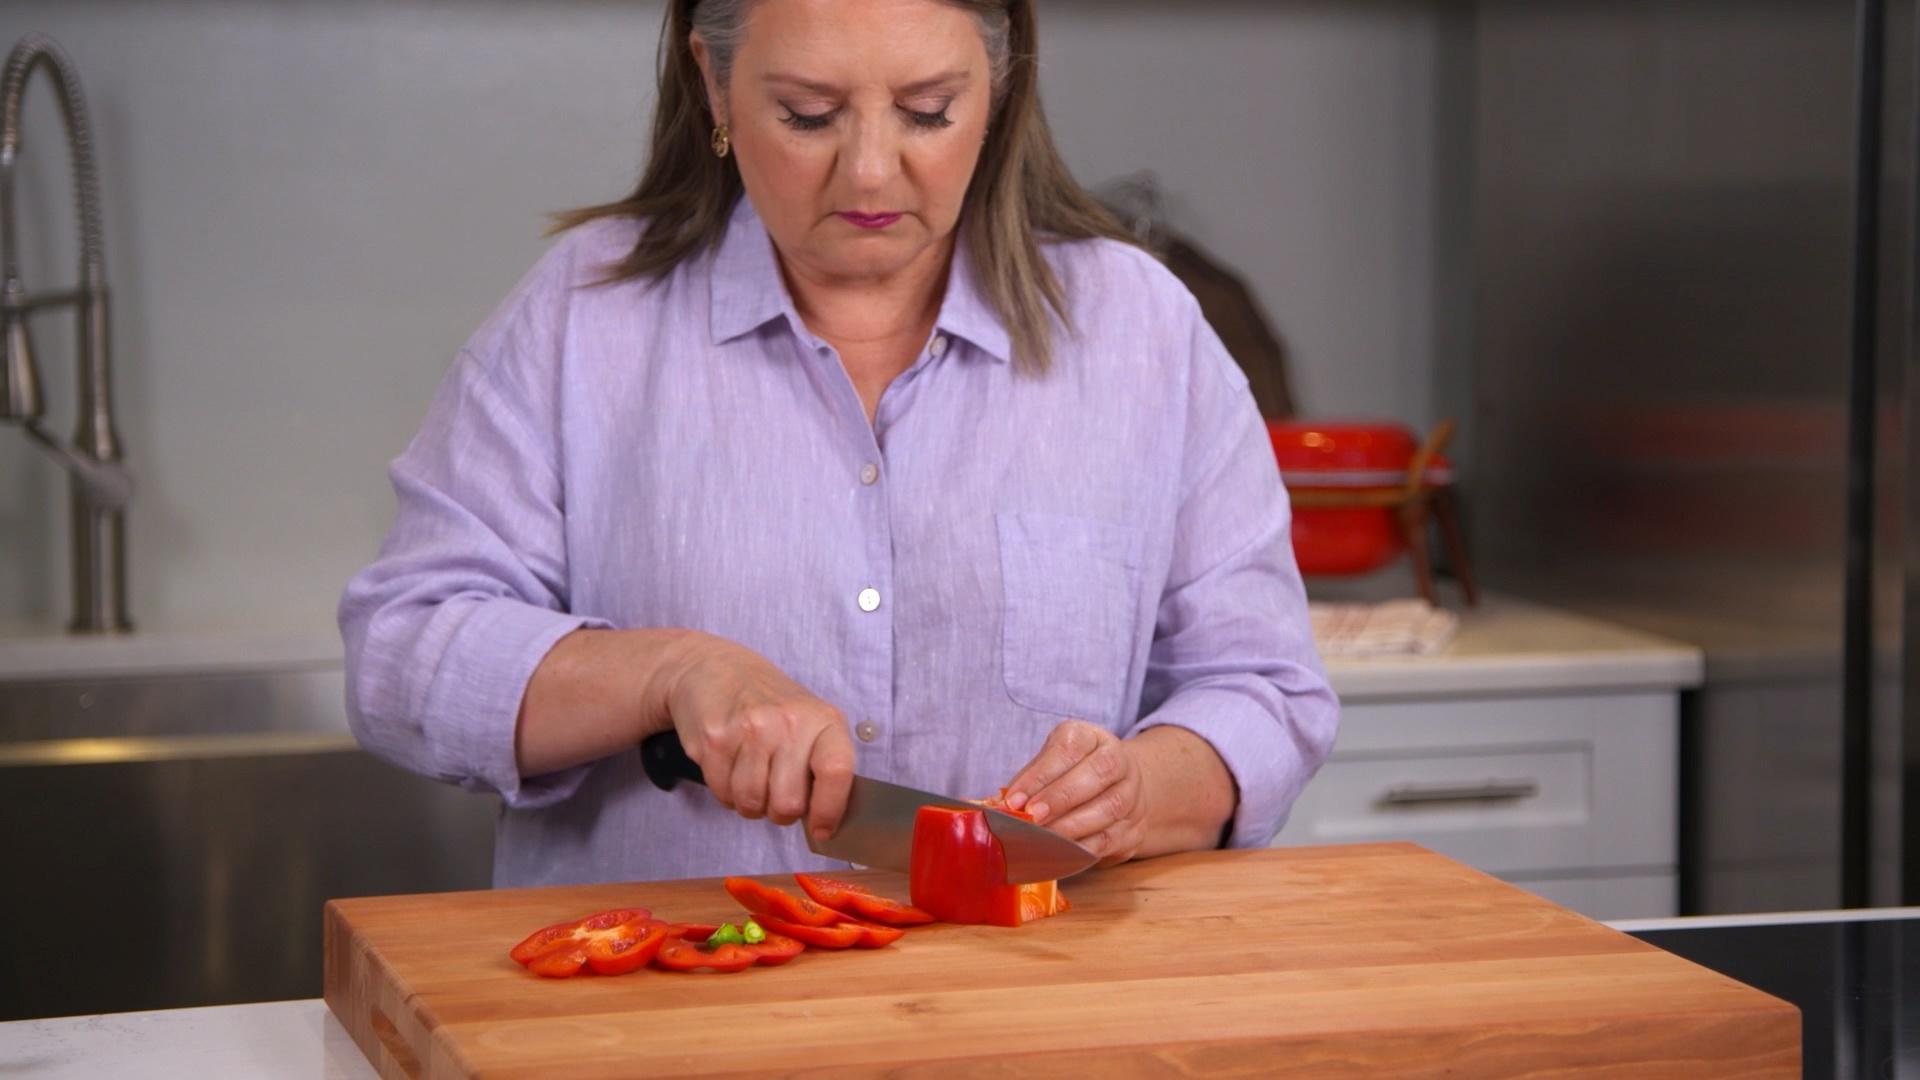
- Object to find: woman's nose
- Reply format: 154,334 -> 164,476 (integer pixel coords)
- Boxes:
840,114 -> 899,194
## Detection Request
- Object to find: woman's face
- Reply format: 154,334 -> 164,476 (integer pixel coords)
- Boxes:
695,0 -> 994,288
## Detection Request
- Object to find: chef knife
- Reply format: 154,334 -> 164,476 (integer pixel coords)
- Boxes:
639,730 -> 1097,884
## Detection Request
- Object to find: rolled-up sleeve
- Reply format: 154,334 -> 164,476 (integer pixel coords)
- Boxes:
339,339 -> 609,810
1129,299 -> 1340,848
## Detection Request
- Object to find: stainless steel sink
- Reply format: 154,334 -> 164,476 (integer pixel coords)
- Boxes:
0,666 -> 496,1021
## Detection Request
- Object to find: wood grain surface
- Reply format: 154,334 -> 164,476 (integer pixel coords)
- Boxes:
323,842 -> 1798,1078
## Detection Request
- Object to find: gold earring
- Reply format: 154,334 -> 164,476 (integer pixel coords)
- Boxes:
711,124 -> 731,159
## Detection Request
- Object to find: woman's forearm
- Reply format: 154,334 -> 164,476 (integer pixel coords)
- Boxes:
513,627 -> 698,777
1127,725 -> 1239,858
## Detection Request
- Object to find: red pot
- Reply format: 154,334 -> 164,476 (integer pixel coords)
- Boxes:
1267,420 -> 1451,577
1269,420 -> 1418,475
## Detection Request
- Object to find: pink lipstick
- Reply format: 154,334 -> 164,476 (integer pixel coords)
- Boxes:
838,211 -> 903,230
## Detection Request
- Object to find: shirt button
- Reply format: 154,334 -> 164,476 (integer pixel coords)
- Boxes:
857,587 -> 881,612
855,721 -> 878,743
860,463 -> 880,486
929,335 -> 948,358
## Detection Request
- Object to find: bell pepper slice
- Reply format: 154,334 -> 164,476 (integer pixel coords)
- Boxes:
651,921 -> 805,970
653,925 -> 757,973
756,913 -> 903,948
793,873 -> 936,926
525,946 -> 591,978
754,915 -> 865,949
583,918 -> 670,976
655,937 -> 757,973
509,907 -> 651,966
739,930 -> 807,966
724,876 -> 841,927
840,917 -> 906,948
910,806 -> 1069,927
509,908 -> 656,977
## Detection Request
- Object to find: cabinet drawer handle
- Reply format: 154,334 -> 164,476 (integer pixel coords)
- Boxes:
1380,779 -> 1541,805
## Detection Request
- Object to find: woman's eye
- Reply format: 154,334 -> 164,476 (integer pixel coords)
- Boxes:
780,109 -> 836,132
904,107 -> 954,130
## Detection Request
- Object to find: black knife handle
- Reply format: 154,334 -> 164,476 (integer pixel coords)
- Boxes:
640,730 -> 707,791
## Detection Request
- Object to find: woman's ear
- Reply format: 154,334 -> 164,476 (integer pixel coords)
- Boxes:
689,31 -> 727,128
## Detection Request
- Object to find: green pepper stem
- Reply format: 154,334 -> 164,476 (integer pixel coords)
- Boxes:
705,922 -> 747,947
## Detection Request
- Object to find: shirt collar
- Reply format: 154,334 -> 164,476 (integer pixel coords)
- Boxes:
708,197 -> 792,345
708,197 -> 1013,365
934,226 -> 1013,364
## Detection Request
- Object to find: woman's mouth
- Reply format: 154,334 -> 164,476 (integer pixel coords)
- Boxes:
838,211 -> 904,230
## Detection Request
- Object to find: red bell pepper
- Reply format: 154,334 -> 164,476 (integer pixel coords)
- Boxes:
739,931 -> 807,966
833,916 -> 906,949
653,929 -> 757,973
754,915 -> 865,949
654,920 -> 807,972
723,876 -> 842,927
792,873 -> 935,926
909,805 -> 1070,927
757,912 -> 906,949
507,908 -> 666,977
661,919 -> 808,967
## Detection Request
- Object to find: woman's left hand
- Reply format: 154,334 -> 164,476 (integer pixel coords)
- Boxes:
1001,720 -> 1147,867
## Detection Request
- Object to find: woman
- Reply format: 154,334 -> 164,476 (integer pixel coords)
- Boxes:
339,0 -> 1338,887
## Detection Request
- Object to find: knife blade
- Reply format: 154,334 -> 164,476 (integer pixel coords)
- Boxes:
639,731 -> 1097,884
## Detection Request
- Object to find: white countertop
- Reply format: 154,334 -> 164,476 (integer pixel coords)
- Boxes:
1322,593 -> 1703,701
0,1000 -> 372,1080
0,595 -> 1701,701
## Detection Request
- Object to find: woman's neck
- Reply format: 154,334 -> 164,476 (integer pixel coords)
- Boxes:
779,233 -> 954,349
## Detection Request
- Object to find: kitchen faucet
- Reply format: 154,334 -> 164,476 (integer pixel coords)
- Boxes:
1,33 -> 131,633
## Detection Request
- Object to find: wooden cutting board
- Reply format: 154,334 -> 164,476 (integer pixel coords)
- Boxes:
324,842 -> 1797,1078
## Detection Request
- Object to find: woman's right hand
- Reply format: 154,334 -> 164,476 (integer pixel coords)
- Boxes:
659,633 -> 858,843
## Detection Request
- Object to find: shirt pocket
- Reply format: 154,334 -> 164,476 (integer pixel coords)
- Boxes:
996,511 -> 1146,725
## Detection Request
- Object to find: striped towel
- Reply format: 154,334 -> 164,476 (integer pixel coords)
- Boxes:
1309,599 -> 1459,658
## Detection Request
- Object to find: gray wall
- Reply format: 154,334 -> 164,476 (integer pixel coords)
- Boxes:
0,0 -> 1449,632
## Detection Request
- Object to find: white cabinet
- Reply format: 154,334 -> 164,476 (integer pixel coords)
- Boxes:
1275,596 -> 1699,921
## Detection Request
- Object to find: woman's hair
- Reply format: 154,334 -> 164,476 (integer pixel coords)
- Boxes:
550,0 -> 1132,374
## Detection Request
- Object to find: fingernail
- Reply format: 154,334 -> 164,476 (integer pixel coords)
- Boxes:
813,827 -> 832,843
1005,791 -> 1028,810
1028,802 -> 1049,823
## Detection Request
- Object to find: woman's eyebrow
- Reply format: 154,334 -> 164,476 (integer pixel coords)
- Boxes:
762,70 -> 973,96
897,70 -> 972,95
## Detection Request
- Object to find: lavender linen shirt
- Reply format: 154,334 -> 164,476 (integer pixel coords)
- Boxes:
339,198 -> 1338,887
